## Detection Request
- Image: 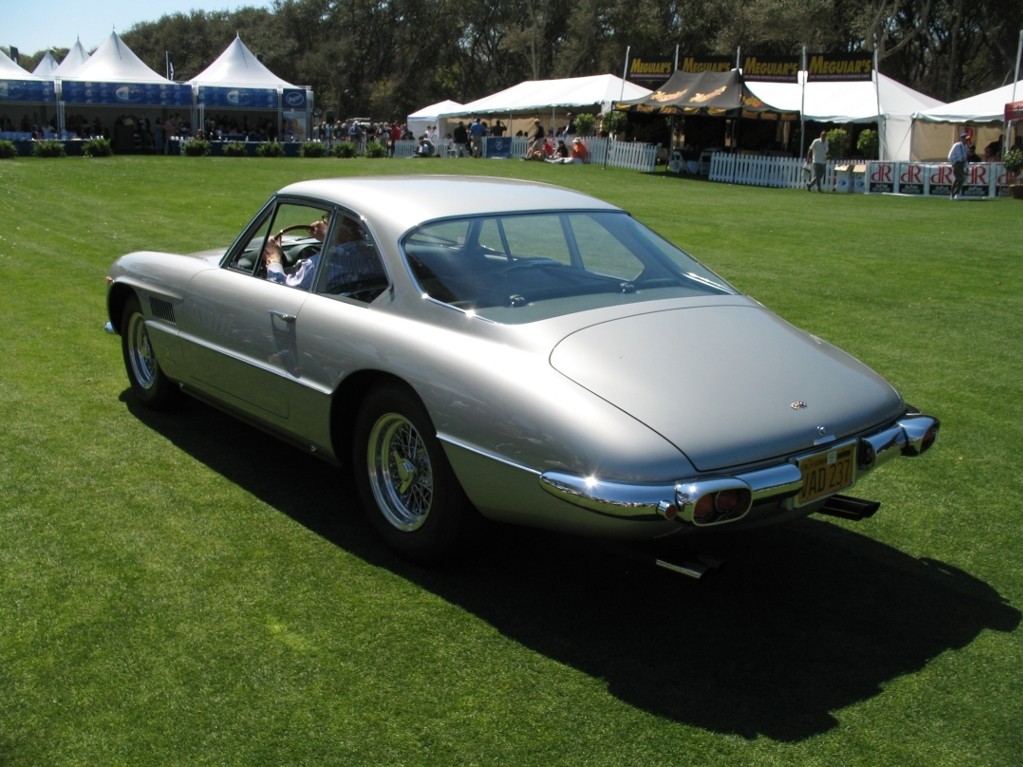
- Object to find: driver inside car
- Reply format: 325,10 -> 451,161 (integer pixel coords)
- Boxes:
320,217 -> 386,294
264,214 -> 384,295
263,215 -> 329,290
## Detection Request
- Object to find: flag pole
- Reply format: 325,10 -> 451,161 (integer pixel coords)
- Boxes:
799,45 -> 807,159
1009,28 -> 1022,153
873,40 -> 883,160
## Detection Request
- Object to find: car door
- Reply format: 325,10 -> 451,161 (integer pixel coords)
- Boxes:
179,271 -> 309,419
176,199 -> 330,422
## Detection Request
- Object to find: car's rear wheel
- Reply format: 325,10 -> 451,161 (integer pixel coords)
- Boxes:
120,294 -> 181,410
353,384 -> 476,564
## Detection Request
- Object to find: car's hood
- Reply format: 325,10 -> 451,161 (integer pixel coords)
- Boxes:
549,303 -> 903,471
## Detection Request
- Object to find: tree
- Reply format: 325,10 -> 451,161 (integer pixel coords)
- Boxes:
116,0 -> 1017,123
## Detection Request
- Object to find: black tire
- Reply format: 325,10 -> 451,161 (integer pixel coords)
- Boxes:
353,384 -> 476,564
120,294 -> 182,410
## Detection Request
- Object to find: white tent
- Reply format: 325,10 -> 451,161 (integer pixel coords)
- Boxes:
910,79 -> 1023,161
54,40 -> 90,77
913,79 -> 1022,123
62,31 -> 172,84
407,99 -> 464,139
188,35 -> 306,141
440,74 -> 652,118
56,32 -> 191,148
188,35 -> 296,88
745,72 -> 943,161
1,47 -> 57,136
32,52 -> 59,78
0,47 -> 41,80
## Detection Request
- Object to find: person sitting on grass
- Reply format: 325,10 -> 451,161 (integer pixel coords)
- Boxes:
547,137 -> 589,164
414,135 -> 435,157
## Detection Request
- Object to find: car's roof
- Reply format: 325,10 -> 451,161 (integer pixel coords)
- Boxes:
278,175 -> 623,232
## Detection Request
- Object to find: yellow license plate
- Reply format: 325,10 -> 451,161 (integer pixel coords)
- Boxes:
795,443 -> 856,507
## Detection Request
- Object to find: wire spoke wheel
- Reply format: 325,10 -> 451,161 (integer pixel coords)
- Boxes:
353,384 -> 477,563
126,311 -> 159,391
119,294 -> 181,410
368,412 -> 434,531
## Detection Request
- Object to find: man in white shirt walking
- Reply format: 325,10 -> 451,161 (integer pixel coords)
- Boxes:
948,131 -> 970,200
806,131 -> 829,192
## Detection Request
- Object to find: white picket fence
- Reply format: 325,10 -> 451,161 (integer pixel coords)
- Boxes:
391,136 -> 658,172
708,153 -> 868,191
710,153 -> 804,188
586,138 -> 659,171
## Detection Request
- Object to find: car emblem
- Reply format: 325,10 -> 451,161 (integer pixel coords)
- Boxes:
791,401 -> 808,410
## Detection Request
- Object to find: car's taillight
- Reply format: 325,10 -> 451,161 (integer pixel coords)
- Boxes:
690,487 -> 752,525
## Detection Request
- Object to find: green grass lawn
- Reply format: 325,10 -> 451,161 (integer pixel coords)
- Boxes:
1,155 -> 1020,766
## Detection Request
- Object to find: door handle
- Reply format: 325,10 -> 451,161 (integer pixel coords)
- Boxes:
268,310 -> 297,323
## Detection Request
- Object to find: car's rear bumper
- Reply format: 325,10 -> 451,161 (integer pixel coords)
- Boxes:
539,414 -> 939,528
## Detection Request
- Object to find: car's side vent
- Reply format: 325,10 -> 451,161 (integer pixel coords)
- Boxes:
148,296 -> 176,324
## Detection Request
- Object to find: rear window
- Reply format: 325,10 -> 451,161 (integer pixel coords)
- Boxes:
402,210 -> 735,323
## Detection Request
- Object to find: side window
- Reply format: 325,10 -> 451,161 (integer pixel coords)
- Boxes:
227,208 -> 274,273
227,201 -> 330,289
315,214 -> 388,302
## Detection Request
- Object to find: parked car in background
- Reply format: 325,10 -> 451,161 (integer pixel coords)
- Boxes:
105,176 -> 938,566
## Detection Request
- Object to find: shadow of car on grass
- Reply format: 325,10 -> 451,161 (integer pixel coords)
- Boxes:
126,393 -> 1020,743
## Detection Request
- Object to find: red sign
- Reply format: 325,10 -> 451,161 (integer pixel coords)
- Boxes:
1005,101 -> 1023,121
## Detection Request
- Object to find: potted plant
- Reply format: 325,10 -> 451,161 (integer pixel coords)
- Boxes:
826,128 -> 850,159
182,138 -> 211,156
856,129 -> 879,160
1003,146 -> 1023,199
573,113 -> 596,137
256,141 -> 284,157
82,138 -> 113,157
601,110 -> 627,139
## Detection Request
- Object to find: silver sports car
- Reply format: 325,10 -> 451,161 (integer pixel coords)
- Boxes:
105,176 -> 938,565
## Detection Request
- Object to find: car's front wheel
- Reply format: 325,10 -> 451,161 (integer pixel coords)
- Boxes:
120,294 -> 181,410
353,384 -> 476,564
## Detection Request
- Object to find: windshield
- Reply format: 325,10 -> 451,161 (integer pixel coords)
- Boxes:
402,210 -> 736,323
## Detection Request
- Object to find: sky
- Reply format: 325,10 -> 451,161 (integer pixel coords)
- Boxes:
4,0 -> 272,57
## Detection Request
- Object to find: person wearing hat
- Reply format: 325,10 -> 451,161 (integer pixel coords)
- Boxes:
547,137 -> 590,164
567,136 -> 589,164
948,131 -> 971,200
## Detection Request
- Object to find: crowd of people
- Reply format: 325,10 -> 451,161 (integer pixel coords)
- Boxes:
409,113 -> 590,163
313,119 -> 405,150
5,106 -> 597,161
0,110 -> 283,151
412,116 -> 509,158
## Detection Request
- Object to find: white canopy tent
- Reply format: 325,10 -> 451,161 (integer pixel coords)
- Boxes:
0,47 -> 57,136
407,99 -> 464,139
745,71 -> 943,161
56,32 -> 192,147
62,31 -> 173,84
32,52 -> 59,78
188,35 -> 296,89
438,74 -> 652,133
911,79 -> 1023,160
54,40 -> 90,77
188,35 -> 308,141
0,46 -> 41,79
